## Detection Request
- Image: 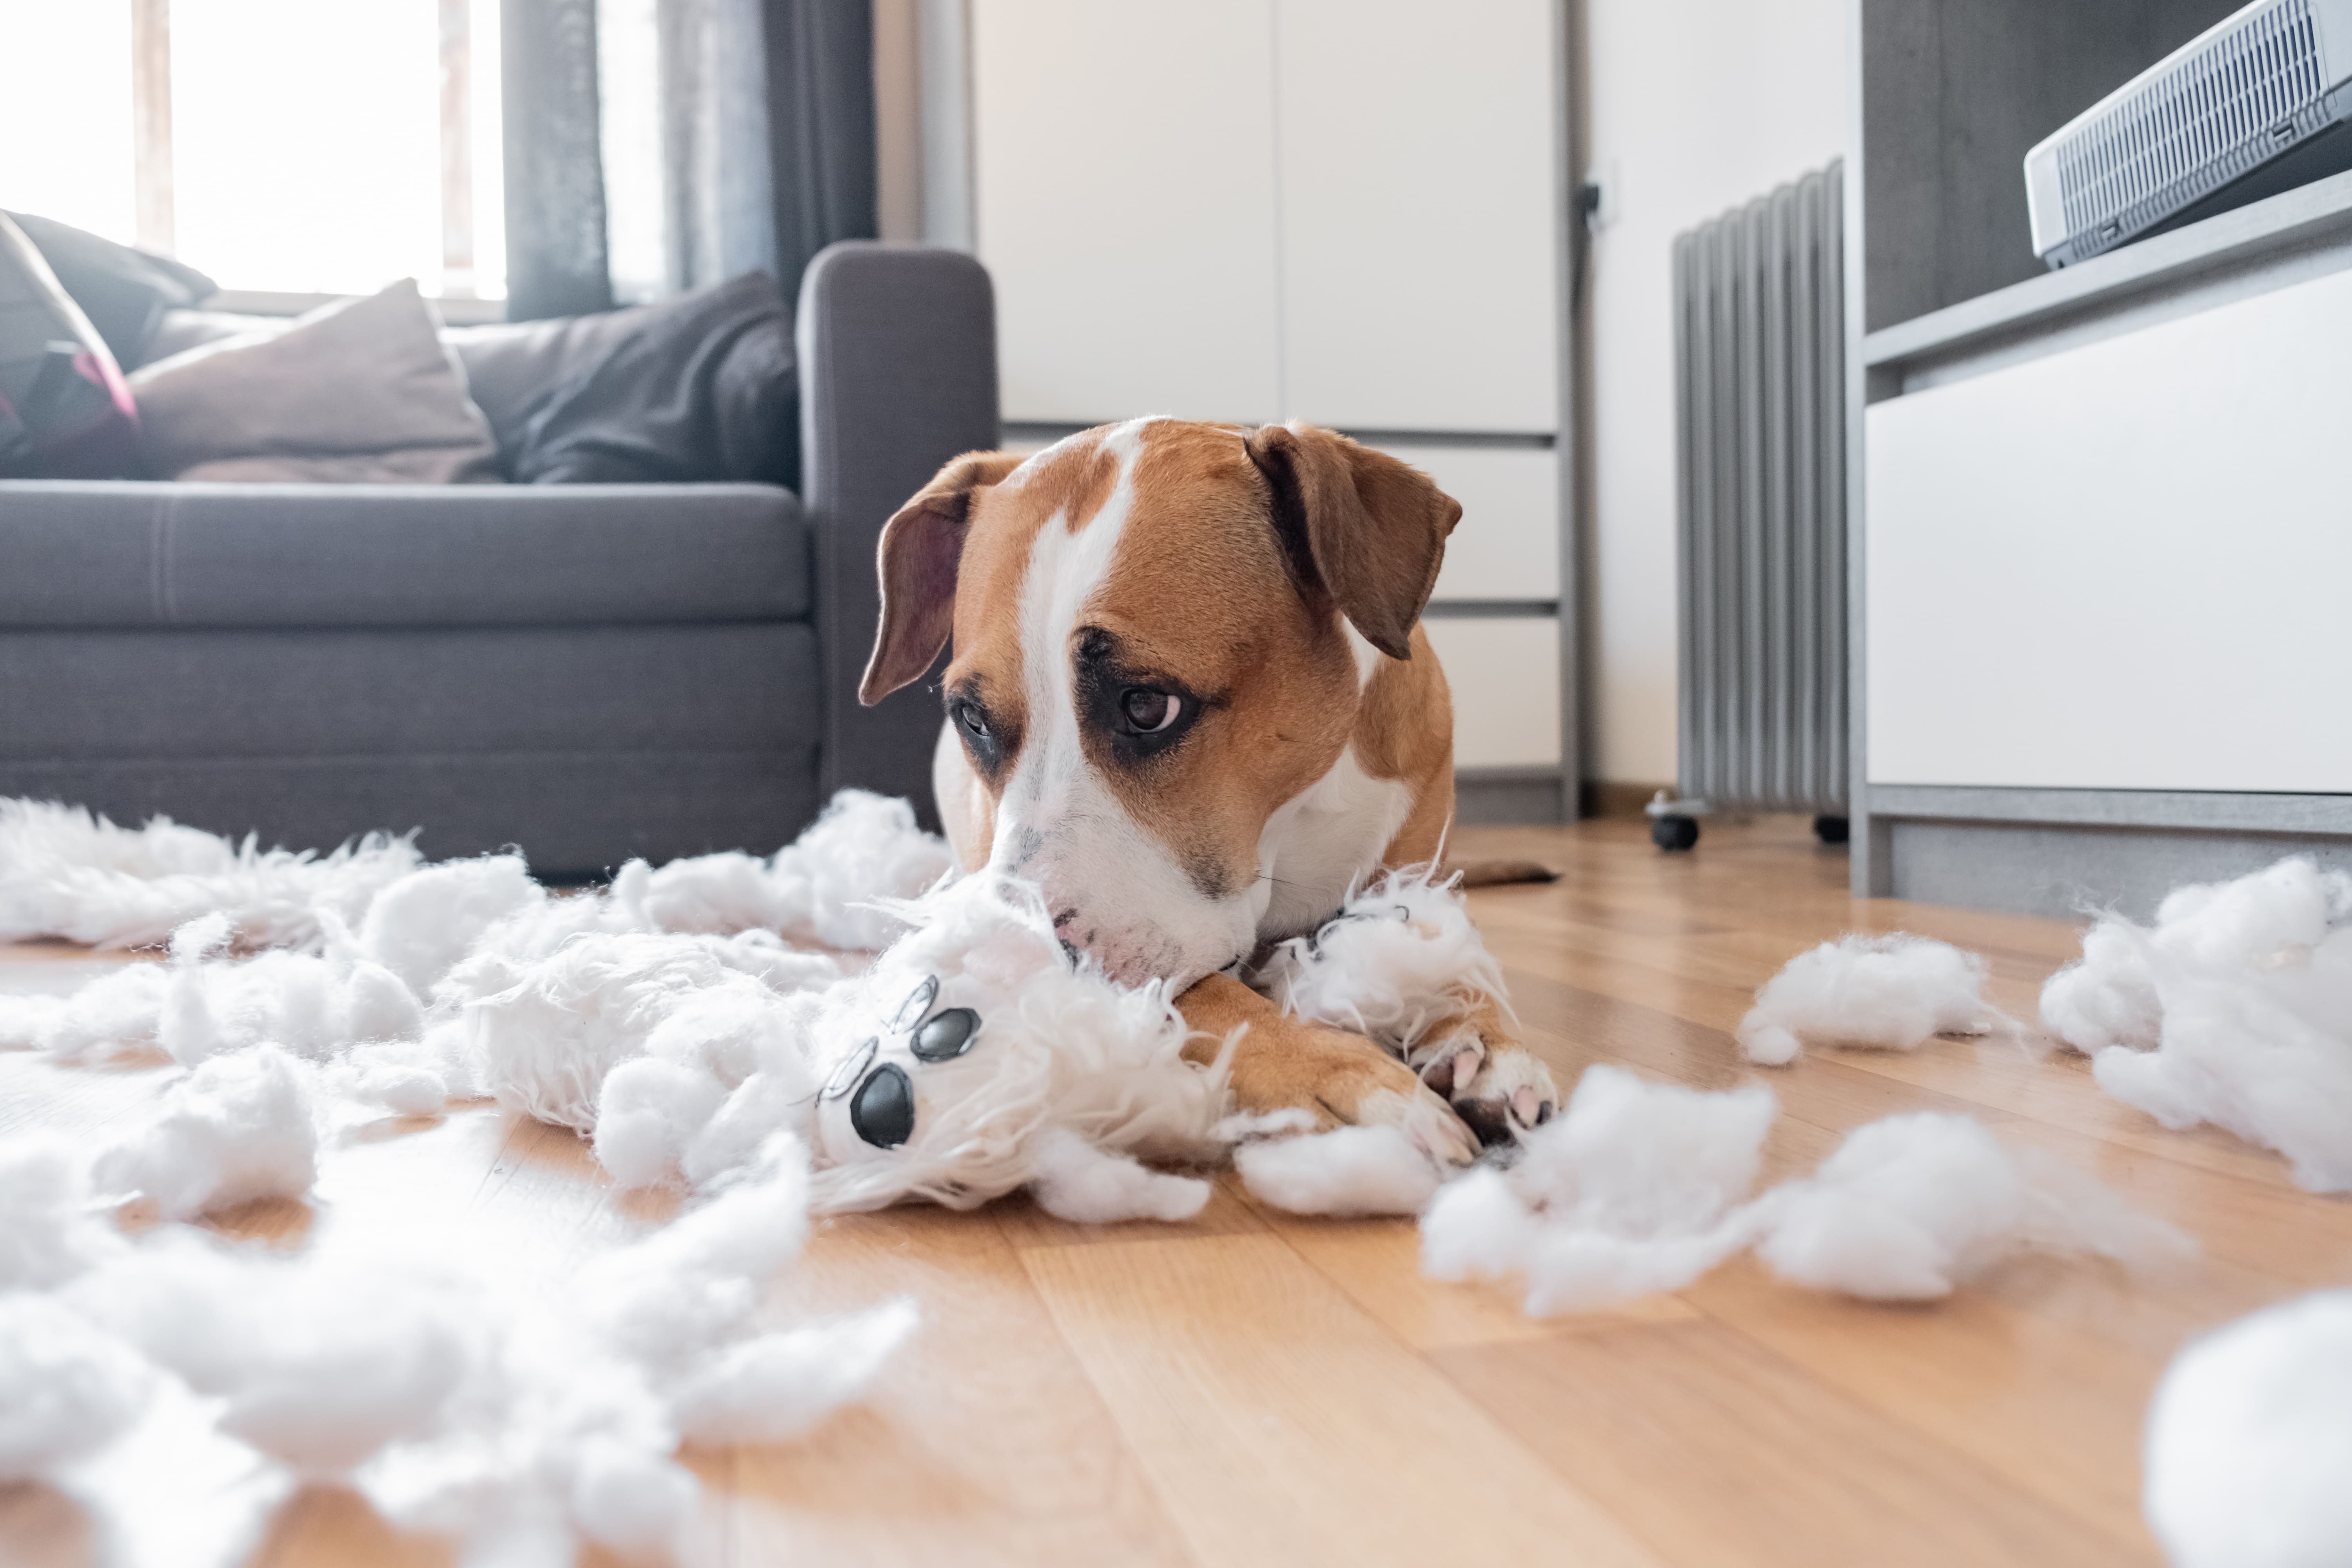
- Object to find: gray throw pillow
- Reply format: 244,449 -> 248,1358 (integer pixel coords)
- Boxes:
129,280 -> 500,483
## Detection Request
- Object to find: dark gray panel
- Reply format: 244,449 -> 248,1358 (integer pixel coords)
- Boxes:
0,749 -> 821,877
1887,817 -> 2352,919
0,622 -> 819,759
1862,0 -> 2247,330
0,482 -> 809,628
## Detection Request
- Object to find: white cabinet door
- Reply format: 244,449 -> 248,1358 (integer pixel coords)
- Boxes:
971,0 -> 1282,425
1867,263 -> 2352,794
1373,444 -> 1560,602
1274,0 -> 1560,434
1423,617 -> 1561,769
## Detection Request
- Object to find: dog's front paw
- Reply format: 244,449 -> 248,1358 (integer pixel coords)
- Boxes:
1446,1047 -> 1557,1147
1227,1022 -> 1481,1169
1345,1076 -> 1483,1170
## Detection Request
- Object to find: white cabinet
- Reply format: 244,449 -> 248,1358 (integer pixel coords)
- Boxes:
1274,0 -> 1560,433
1867,263 -> 2352,795
1423,618 -> 1561,769
970,0 -> 1281,423
1374,444 -> 1559,602
970,0 -> 1561,433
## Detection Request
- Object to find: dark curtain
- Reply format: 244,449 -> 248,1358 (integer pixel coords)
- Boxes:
503,0 -> 615,320
504,0 -> 872,318
761,0 -> 878,297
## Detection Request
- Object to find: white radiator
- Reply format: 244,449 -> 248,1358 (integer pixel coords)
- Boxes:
1670,160 -> 1848,813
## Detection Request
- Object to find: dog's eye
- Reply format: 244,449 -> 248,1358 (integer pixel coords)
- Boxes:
1120,688 -> 1182,734
952,700 -> 991,739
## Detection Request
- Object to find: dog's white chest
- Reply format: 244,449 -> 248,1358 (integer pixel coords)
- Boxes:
1254,747 -> 1416,942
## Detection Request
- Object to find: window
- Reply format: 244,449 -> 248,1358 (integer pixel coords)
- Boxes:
0,0 -> 507,300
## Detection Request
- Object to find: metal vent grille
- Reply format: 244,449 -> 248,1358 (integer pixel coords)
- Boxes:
2057,0 -> 2326,241
1670,162 -> 1846,814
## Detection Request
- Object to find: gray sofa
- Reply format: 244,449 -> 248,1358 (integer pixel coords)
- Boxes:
0,243 -> 996,877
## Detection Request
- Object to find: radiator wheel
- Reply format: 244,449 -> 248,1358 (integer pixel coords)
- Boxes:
1813,814 -> 1850,846
1651,815 -> 1700,852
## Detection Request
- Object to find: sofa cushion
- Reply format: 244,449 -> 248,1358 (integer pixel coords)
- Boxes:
441,307 -> 648,464
129,281 -> 502,483
0,214 -> 142,480
142,307 -> 292,365
501,272 -> 798,488
0,481 -> 809,628
4,212 -> 218,370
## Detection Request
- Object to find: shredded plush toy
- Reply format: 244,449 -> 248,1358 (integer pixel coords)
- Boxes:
1,794 -> 1503,1227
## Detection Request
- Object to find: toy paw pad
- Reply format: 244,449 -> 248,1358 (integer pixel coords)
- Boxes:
850,1063 -> 914,1147
912,1006 -> 979,1062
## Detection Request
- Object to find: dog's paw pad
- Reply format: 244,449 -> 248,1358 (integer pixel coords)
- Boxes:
1410,1036 -> 1486,1099
1451,1049 -> 1559,1147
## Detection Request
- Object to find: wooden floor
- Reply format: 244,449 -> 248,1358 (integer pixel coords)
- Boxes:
5,814 -> 2348,1566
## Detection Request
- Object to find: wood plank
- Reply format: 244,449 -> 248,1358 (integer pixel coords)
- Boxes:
1021,1232 -> 1662,1568
731,1205 -> 1192,1568
1432,1317 -> 2140,1566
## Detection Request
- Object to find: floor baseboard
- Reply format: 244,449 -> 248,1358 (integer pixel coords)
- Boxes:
1579,779 -> 1671,819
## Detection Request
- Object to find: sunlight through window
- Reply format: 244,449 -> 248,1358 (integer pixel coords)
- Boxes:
0,0 -> 505,299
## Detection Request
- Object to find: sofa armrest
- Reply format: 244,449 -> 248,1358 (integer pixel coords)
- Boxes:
797,242 -> 998,823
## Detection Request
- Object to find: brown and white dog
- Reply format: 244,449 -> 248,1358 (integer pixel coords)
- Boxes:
858,417 -> 1558,1164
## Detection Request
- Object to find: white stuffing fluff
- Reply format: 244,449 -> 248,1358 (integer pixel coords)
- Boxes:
1256,866 -> 1508,1078
1027,1127 -> 1212,1223
69,1241 -> 485,1475
0,791 -> 949,964
0,1128 -> 914,1563
354,854 -> 543,996
0,798 -> 420,951
1753,1112 -> 2191,1301
0,1295 -> 154,1481
636,788 -> 958,953
1420,1065 -> 2187,1314
2142,1290 -> 2352,1568
1,1135 -> 128,1289
1233,1125 -> 1441,1216
2041,856 -> 2352,1192
1737,932 -> 2001,1066
1423,1065 -> 1775,1312
0,914 -> 421,1068
89,1045 -> 321,1220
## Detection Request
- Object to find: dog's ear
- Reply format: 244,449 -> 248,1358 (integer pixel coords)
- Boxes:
1243,423 -> 1459,660
860,450 -> 1027,705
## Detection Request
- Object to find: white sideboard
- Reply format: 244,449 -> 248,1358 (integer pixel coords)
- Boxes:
1867,260 -> 2352,796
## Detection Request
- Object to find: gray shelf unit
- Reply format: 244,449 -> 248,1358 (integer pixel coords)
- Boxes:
1845,0 -> 2352,917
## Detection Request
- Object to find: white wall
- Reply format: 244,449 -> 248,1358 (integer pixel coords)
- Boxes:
1581,0 -> 1847,785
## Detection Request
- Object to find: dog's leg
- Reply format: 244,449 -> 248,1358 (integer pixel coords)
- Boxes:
1177,974 -> 1481,1167
1399,991 -> 1560,1147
